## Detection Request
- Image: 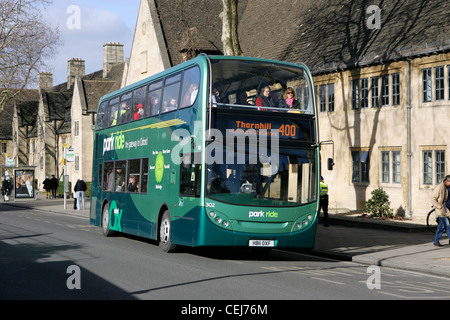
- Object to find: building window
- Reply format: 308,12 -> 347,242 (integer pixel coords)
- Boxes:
371,76 -> 379,108
448,66 -> 450,101
75,156 -> 80,171
361,78 -> 368,108
392,73 -> 400,105
1,143 -> 6,154
140,50 -> 148,74
423,151 -> 432,185
328,83 -> 335,112
319,84 -> 326,112
423,149 -> 445,185
392,151 -> 401,183
381,151 -> 390,183
435,66 -> 444,101
352,150 -> 369,183
435,150 -> 445,183
74,121 -> 80,137
351,79 -> 359,110
381,150 -> 401,184
381,75 -> 389,107
422,68 -> 432,102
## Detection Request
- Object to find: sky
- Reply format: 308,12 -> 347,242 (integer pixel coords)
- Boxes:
41,0 -> 141,85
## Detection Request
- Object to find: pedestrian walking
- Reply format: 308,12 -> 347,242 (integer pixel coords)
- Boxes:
319,176 -> 329,227
43,176 -> 52,199
2,177 -> 11,201
50,175 -> 58,199
431,175 -> 450,247
74,179 -> 87,210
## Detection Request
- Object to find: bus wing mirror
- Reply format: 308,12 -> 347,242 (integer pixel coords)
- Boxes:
327,158 -> 334,171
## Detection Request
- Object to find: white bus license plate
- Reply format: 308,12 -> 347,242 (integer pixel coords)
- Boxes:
249,240 -> 275,247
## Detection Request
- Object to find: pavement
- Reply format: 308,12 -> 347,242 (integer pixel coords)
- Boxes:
2,193 -> 450,279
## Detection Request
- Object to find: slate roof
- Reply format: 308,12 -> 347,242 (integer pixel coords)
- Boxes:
154,0 -> 449,74
154,0 -> 248,66
239,0 -> 450,74
82,62 -> 125,112
0,100 -> 16,140
0,60 -> 125,139
0,89 -> 40,140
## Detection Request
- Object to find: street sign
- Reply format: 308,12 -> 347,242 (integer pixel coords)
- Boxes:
66,148 -> 75,162
6,157 -> 14,167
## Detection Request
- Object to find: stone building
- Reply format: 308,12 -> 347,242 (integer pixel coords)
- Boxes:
1,43 -> 126,192
124,0 -> 449,218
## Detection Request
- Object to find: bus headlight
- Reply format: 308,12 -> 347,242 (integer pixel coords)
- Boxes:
207,209 -> 232,229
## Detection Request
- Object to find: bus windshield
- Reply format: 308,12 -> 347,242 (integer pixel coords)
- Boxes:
210,59 -> 314,114
206,147 -> 317,207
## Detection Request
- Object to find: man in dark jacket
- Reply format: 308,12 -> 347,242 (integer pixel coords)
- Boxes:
74,179 -> 87,210
2,177 -> 10,201
43,176 -> 52,199
50,175 -> 58,199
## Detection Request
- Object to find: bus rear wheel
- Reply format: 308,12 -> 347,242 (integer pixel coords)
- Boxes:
101,203 -> 114,237
159,210 -> 177,253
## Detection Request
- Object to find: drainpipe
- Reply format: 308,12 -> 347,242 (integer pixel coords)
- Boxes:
406,59 -> 412,219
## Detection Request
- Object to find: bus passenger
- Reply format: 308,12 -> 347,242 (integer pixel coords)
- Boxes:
255,86 -> 275,110
115,168 -> 125,192
149,94 -> 160,115
212,87 -> 228,104
128,175 -> 139,192
284,87 -> 300,109
163,98 -> 177,112
236,91 -> 250,105
182,84 -> 198,107
112,103 -> 129,125
133,104 -> 144,120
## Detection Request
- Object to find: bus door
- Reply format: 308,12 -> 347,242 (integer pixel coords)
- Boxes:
91,132 -> 105,225
173,152 -> 202,246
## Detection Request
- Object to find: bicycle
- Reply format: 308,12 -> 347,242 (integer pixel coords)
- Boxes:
427,208 -> 438,233
426,208 -> 449,234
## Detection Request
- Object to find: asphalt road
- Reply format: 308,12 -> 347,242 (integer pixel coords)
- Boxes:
1,203 -> 450,304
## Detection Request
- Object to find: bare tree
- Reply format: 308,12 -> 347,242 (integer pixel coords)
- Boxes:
0,0 -> 61,112
221,0 -> 243,56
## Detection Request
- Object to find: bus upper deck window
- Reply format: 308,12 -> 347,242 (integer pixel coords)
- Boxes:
180,66 -> 200,108
147,80 -> 163,116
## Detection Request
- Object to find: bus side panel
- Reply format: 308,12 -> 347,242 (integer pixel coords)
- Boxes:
90,196 -> 101,227
171,206 -> 199,247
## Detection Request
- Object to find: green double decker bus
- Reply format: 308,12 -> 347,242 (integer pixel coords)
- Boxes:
90,55 -> 319,252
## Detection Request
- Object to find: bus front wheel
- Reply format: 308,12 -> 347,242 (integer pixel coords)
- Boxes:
159,210 -> 177,253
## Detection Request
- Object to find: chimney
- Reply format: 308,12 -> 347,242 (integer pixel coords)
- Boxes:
38,72 -> 53,90
67,58 -> 85,90
103,42 -> 124,78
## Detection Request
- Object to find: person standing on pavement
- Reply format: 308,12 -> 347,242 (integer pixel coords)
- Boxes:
431,175 -> 450,247
2,177 -> 10,201
50,175 -> 58,199
74,179 -> 87,210
43,176 -> 52,199
319,176 -> 329,227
